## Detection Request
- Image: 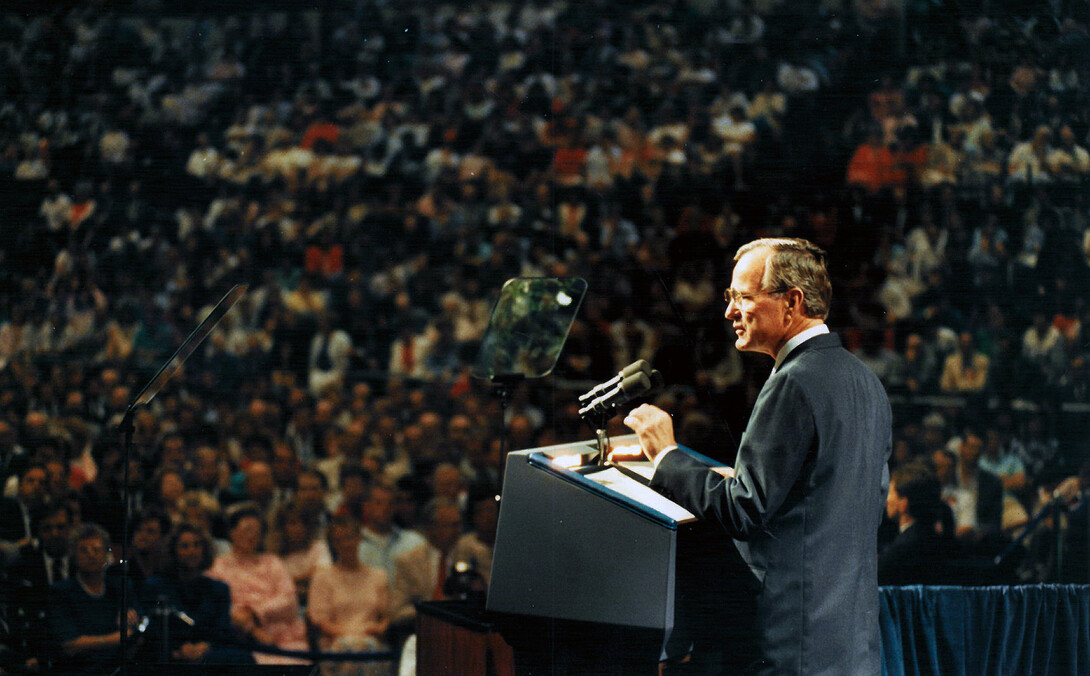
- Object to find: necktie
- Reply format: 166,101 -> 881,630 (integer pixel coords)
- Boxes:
433,556 -> 448,599
51,557 -> 64,585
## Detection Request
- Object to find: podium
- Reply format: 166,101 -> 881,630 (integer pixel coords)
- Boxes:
487,437 -> 758,674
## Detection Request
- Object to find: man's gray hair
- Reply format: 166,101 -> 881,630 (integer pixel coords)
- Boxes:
735,238 -> 832,319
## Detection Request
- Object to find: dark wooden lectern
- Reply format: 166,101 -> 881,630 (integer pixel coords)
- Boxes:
486,437 -> 756,675
416,600 -> 514,676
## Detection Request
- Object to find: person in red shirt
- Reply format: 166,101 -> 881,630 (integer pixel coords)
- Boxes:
847,126 -> 896,194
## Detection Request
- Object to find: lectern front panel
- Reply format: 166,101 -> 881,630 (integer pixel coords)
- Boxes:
487,447 -> 678,632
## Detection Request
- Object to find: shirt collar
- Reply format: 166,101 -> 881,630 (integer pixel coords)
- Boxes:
772,324 -> 829,374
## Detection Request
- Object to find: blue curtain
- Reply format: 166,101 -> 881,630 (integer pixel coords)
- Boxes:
880,585 -> 1090,675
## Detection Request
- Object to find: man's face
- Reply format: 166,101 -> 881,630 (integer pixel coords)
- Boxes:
427,505 -> 464,552
193,449 -> 219,487
432,466 -> 463,499
960,434 -> 982,467
725,248 -> 788,357
133,518 -> 164,553
296,474 -> 325,511
364,488 -> 394,529
39,511 -> 71,557
246,463 -> 274,500
175,531 -> 205,571
19,468 -> 47,506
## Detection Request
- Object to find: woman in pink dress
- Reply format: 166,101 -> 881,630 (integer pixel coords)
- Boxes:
307,514 -> 391,676
208,503 -> 310,665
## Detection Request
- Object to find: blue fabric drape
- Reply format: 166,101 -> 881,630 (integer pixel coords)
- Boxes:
880,585 -> 1090,676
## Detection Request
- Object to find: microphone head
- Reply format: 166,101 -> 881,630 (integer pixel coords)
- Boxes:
620,371 -> 651,393
648,369 -> 665,393
621,360 -> 652,378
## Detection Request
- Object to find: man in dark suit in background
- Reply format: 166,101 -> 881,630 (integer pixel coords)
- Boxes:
879,461 -> 955,585
7,503 -> 74,672
0,463 -> 49,564
625,238 -> 892,675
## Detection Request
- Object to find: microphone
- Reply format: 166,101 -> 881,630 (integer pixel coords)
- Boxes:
579,360 -> 652,403
579,369 -> 663,417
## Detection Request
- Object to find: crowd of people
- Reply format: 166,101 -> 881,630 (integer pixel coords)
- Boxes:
0,0 -> 1089,671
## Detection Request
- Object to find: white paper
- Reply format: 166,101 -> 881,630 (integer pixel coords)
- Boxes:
584,467 -> 696,523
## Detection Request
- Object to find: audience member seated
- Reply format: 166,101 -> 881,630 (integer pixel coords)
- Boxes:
48,523 -> 143,675
450,490 -> 500,587
331,464 -> 371,522
879,461 -> 955,585
307,514 -> 391,676
0,463 -> 49,564
979,426 -> 1031,534
6,503 -> 74,672
939,332 -> 990,395
267,499 -> 331,606
122,508 -> 172,595
207,503 -> 310,665
142,523 -> 255,665
934,432 -> 1005,552
358,481 -> 425,585
390,498 -> 464,633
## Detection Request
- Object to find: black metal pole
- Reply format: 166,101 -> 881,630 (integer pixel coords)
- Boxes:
117,405 -> 137,676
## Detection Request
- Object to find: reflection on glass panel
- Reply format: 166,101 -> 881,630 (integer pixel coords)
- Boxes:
473,278 -> 587,380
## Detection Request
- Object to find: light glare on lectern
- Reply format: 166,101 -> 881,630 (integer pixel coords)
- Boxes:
556,291 -> 574,306
551,454 -> 585,469
607,444 -> 644,462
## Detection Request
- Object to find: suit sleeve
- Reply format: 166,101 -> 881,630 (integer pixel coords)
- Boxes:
651,373 -> 815,540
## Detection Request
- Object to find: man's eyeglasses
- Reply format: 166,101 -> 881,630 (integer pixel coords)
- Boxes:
725,287 -> 789,306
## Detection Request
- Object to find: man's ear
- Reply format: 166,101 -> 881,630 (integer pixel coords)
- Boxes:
785,288 -> 804,311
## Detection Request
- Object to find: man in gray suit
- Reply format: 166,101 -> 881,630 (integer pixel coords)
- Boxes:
625,238 -> 892,674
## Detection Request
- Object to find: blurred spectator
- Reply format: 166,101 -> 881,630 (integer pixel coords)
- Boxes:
143,523 -> 255,665
390,497 -> 464,630
0,463 -> 48,563
935,432 -> 1004,544
847,126 -> 896,194
1048,124 -> 1089,187
1021,310 -> 1066,393
979,426 -> 1030,534
267,499 -> 331,605
307,514 -> 391,676
6,503 -> 74,672
428,462 -> 467,515
879,461 -> 955,585
358,481 -> 425,585
124,508 -> 171,592
48,523 -> 142,674
177,490 -> 229,556
450,491 -> 499,586
207,503 -> 310,665
940,332 -> 990,394
1007,126 -> 1054,185
308,313 -> 352,398
1012,413 -> 1065,487
889,332 -> 938,395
